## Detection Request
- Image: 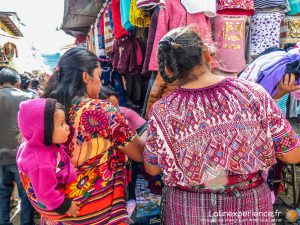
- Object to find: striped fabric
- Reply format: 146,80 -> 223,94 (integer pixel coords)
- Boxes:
136,0 -> 165,10
104,6 -> 115,53
165,182 -> 273,225
254,0 -> 287,9
22,154 -> 130,225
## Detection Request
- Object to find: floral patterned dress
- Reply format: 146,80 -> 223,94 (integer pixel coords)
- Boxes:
41,97 -> 137,225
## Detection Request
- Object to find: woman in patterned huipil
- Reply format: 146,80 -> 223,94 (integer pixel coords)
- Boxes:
143,27 -> 300,225
35,48 -> 144,225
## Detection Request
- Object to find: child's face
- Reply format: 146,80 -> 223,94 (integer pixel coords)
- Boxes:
52,109 -> 70,144
106,95 -> 119,106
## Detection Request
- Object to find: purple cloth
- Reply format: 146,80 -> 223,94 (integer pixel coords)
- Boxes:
256,54 -> 300,96
142,7 -> 159,75
17,99 -> 77,211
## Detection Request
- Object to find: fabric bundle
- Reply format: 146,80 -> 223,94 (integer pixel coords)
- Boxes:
240,47 -> 300,97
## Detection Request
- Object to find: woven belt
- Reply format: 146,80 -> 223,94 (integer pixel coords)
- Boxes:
176,172 -> 263,198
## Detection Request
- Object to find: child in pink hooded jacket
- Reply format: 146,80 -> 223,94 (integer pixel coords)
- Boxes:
16,98 -> 79,220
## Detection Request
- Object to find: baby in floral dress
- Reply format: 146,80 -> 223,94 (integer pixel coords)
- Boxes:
16,98 -> 80,221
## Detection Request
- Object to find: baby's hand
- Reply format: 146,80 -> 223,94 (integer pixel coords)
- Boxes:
66,201 -> 80,217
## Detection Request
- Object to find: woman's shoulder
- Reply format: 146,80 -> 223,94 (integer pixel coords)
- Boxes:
230,77 -> 266,91
71,97 -> 119,113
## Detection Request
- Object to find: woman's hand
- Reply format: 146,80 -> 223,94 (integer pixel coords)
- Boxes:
66,201 -> 80,217
273,73 -> 300,99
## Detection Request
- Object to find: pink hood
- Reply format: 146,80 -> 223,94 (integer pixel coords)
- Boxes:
18,98 -> 55,147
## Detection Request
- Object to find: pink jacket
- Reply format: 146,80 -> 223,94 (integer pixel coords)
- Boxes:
148,0 -> 213,71
17,99 -> 77,213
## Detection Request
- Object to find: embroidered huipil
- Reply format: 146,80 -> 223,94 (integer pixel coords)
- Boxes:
35,98 -> 137,224
215,15 -> 248,73
144,77 -> 299,187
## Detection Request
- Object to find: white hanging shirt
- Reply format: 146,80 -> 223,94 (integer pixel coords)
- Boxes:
180,0 -> 216,17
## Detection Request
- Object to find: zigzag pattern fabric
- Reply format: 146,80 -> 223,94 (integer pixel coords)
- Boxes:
144,77 -> 299,187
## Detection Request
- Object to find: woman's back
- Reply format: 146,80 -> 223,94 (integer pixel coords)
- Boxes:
145,77 -> 298,187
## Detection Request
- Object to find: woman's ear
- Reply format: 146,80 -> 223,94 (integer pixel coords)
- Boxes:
82,72 -> 90,84
203,47 -> 212,63
165,66 -> 174,78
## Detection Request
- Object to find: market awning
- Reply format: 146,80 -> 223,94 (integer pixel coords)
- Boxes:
0,12 -> 23,37
61,0 -> 104,36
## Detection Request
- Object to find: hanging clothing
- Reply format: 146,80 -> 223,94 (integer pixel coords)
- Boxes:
142,7 -> 159,75
94,17 -> 101,57
144,77 -> 299,187
3,42 -> 18,59
215,15 -> 248,73
104,7 -> 115,53
125,73 -> 142,102
180,0 -> 216,17
129,0 -> 151,28
217,0 -> 255,16
142,72 -> 157,117
250,12 -> 284,57
136,0 -> 165,10
120,0 -> 134,30
111,0 -> 129,39
254,0 -> 288,11
148,0 -> 213,71
111,37 -> 144,75
98,16 -> 106,52
288,0 -> 300,15
280,16 -> 300,48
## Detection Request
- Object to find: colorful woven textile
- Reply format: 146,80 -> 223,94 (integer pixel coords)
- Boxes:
144,77 -> 299,187
22,98 -> 137,225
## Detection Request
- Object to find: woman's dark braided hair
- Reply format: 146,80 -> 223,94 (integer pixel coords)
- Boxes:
158,27 -> 205,83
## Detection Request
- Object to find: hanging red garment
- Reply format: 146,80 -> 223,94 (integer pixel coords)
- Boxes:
217,0 -> 255,16
111,0 -> 129,39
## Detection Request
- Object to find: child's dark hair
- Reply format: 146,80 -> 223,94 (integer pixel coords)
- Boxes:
55,102 -> 65,111
157,27 -> 205,83
99,86 -> 119,100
